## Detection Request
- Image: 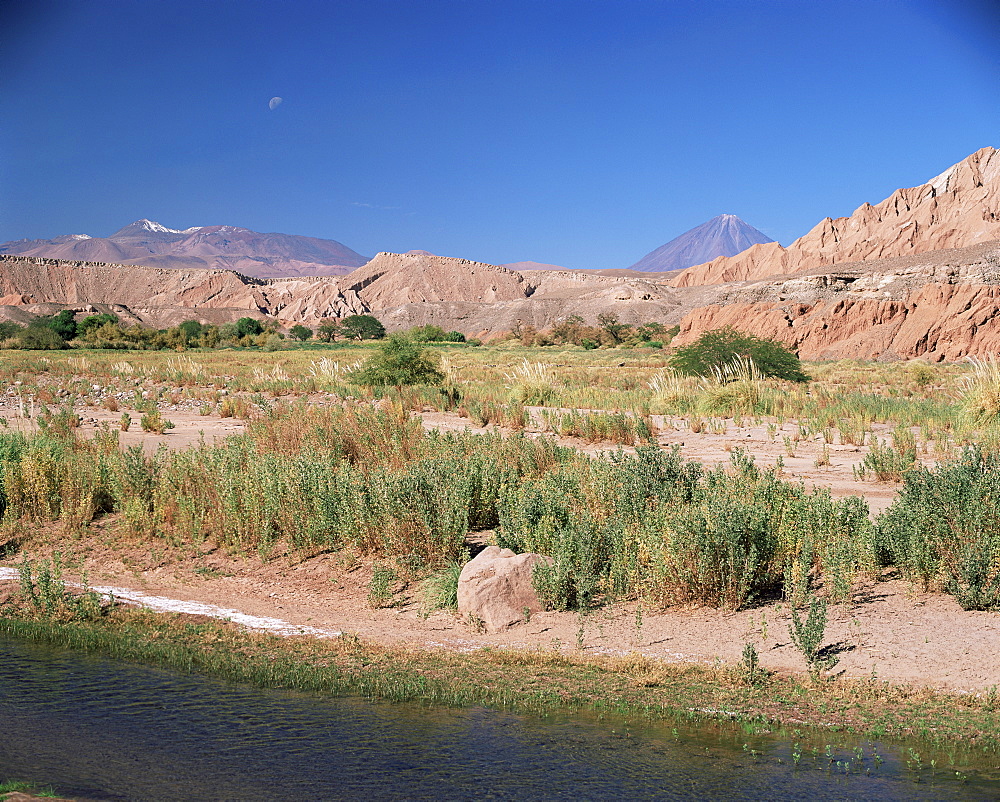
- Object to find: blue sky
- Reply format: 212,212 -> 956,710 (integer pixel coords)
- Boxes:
2,0 -> 998,269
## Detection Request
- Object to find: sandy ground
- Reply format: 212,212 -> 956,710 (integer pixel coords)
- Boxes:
3,398 -> 996,693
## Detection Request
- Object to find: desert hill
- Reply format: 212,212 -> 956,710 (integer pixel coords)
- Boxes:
0,219 -> 369,279
629,214 -> 774,273
671,147 -> 1000,287
4,231 -> 1000,360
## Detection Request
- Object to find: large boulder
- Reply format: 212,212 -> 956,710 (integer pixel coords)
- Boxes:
457,546 -> 550,632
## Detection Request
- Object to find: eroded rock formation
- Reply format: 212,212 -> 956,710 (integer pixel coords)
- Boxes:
671,147 -> 1000,287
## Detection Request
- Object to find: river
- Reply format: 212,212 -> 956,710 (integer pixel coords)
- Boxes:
1,636 -> 997,800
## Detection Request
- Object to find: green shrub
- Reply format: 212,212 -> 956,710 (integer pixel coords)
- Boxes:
788,592 -> 837,677
876,447 -> 1000,609
15,556 -> 108,622
351,335 -> 444,388
670,327 -> 808,382
857,439 -> 916,482
140,410 -> 175,434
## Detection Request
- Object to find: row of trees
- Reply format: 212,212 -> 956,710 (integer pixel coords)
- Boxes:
0,306 -> 806,383
516,314 -> 678,349
0,312 -> 395,351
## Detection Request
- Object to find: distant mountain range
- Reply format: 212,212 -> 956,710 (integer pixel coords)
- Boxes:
628,214 -> 774,272
0,219 -> 369,279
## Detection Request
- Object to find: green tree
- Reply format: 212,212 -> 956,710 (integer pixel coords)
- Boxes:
18,323 -> 68,350
669,327 -> 808,382
340,314 -> 386,341
198,325 -> 221,348
47,310 -> 78,340
236,317 -> 264,337
636,322 -> 666,342
316,320 -> 341,342
289,324 -> 313,341
351,334 -> 444,388
0,321 -> 24,341
78,312 -> 119,334
596,312 -> 630,344
178,320 -> 204,343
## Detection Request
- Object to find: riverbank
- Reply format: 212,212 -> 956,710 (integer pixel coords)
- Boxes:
4,526 -> 1000,692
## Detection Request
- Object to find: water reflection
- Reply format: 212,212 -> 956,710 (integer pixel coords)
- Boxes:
0,637 -> 995,800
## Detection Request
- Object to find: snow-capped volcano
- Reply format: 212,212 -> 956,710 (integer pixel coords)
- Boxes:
109,219 -> 187,237
627,214 -> 774,272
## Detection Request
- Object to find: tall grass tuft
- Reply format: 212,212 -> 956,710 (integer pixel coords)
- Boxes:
504,359 -> 558,405
961,355 -> 1000,426
698,356 -> 767,416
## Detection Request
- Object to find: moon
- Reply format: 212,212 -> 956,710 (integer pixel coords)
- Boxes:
268,96 -> 283,110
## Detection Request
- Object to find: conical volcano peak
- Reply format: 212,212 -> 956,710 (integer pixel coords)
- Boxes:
627,214 -> 774,273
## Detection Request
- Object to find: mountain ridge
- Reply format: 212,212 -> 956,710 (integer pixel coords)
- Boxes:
670,147 -> 1000,287
0,220 -> 370,279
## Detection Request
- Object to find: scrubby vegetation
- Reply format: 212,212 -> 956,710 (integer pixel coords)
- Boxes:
2,390 -> 997,616
0,311 -> 391,351
4,331 -> 1000,731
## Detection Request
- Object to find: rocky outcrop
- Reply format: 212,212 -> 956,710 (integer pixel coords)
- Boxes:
457,546 -> 549,632
672,241 -> 1000,361
0,252 -> 683,334
671,147 -> 1000,287
7,232 -> 1000,362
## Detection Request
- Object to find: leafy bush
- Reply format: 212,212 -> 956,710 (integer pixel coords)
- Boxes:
788,592 -> 837,677
856,440 -> 916,482
670,327 -> 808,382
289,324 -> 313,341
79,312 -> 120,334
408,324 -> 465,343
876,447 -> 1000,609
140,410 -> 175,434
15,556 -> 109,622
351,335 -> 444,388
17,323 -> 68,350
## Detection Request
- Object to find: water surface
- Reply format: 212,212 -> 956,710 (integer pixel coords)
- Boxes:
1,636 -> 997,800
